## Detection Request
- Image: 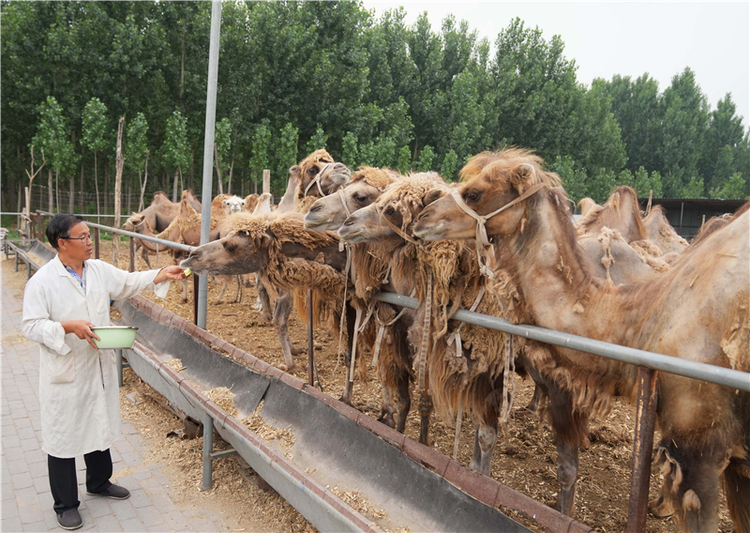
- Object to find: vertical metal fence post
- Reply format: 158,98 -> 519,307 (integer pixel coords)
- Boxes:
202,414 -> 214,490
626,366 -> 658,533
116,349 -> 124,387
94,227 -> 100,259
308,289 -> 314,386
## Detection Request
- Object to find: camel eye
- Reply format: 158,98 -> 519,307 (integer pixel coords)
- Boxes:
223,241 -> 238,254
384,206 -> 396,217
465,191 -> 480,203
307,166 -> 318,175
353,193 -> 367,204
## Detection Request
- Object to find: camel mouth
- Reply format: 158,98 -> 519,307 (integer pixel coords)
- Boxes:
303,217 -> 332,229
413,219 -> 444,241
337,227 -> 362,242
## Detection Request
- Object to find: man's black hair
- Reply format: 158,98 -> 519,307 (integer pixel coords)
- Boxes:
46,214 -> 85,250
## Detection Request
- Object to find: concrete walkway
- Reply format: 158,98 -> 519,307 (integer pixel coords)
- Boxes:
1,265 -> 227,532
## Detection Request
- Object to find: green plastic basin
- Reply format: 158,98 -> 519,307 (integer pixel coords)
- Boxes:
91,326 -> 138,349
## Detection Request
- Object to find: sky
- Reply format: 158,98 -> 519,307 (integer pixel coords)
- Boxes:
362,1 -> 750,129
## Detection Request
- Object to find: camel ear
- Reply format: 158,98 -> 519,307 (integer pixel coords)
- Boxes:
423,188 -> 447,207
509,163 -> 537,190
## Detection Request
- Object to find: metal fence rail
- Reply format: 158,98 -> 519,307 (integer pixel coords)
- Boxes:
375,292 -> 750,393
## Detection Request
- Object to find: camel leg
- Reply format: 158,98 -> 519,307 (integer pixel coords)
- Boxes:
213,281 -> 227,305
180,279 -> 188,303
417,392 -> 433,446
233,275 -> 242,303
340,304 -> 359,405
648,491 -> 674,518
274,290 -> 304,374
393,320 -> 412,434
254,273 -> 273,322
470,420 -> 498,476
519,384 -> 544,415
655,440 -> 722,533
523,357 -> 585,517
378,385 -> 396,429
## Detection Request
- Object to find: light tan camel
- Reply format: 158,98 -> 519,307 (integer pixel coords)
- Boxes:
413,148 -> 750,533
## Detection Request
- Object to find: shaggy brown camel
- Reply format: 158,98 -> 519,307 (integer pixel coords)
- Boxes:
413,148 -> 750,533
303,167 -> 419,433
338,172 -> 513,467
179,212 -> 349,374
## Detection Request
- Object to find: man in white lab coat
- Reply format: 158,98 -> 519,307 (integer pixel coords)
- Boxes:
22,213 -> 186,530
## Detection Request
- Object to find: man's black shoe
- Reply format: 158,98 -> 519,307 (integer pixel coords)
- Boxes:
86,483 -> 131,500
56,508 -> 83,530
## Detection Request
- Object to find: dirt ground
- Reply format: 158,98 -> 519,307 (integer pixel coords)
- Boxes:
6,240 -> 735,532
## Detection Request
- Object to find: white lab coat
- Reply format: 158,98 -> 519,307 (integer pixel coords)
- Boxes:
21,255 -> 170,458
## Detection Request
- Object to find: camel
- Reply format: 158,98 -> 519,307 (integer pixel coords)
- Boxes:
222,195 -> 246,215
250,150 -> 352,368
291,149 -> 352,213
303,166 -> 399,232
337,171 -> 513,467
179,211 -> 349,374
412,148 -> 750,533
303,167 -> 420,433
122,189 -> 202,268
641,205 -> 689,256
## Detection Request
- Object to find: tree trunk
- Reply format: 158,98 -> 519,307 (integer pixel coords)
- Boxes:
55,169 -> 60,213
138,150 -> 149,212
95,152 -> 101,224
214,143 -> 224,195
79,159 -> 85,213
172,168 -> 179,202
69,173 -> 74,214
104,160 -> 109,216
112,117 -> 124,266
228,159 -> 235,195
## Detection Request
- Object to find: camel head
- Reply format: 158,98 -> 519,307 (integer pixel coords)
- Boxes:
413,148 -> 560,242
304,166 -> 397,231
221,195 -> 246,215
338,171 -> 447,244
180,232 -> 268,276
293,149 -> 351,199
180,214 -> 272,276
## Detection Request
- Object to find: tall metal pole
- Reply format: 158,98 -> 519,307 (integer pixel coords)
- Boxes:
197,0 -> 222,329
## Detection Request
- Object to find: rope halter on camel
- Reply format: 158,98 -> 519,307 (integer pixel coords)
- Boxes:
375,204 -> 422,248
450,182 -> 545,279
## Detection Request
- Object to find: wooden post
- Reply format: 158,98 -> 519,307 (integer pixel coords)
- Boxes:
112,117 -> 125,267
645,190 -> 653,216
626,367 -> 658,533
262,169 -> 271,195
128,236 -> 135,273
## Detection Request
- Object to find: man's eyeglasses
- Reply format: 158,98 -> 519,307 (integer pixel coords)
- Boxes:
64,235 -> 93,243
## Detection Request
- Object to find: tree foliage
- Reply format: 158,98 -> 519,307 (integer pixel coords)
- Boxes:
2,0 -> 748,210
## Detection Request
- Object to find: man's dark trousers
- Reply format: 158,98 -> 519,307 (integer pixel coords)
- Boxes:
48,449 -> 113,512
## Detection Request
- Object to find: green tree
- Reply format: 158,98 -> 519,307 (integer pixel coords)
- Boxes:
702,94 -> 745,191
659,68 -> 710,197
632,167 -> 663,198
82,97 -> 110,215
709,172 -> 746,199
34,96 -> 77,213
249,120 -> 271,193
275,123 -> 299,194
440,149 -> 459,181
341,132 -> 358,171
304,124 -> 328,155
161,110 -> 190,201
549,155 -> 588,205
124,112 -> 149,211
414,145 -> 436,172
214,117 -> 233,194
397,145 -> 412,173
